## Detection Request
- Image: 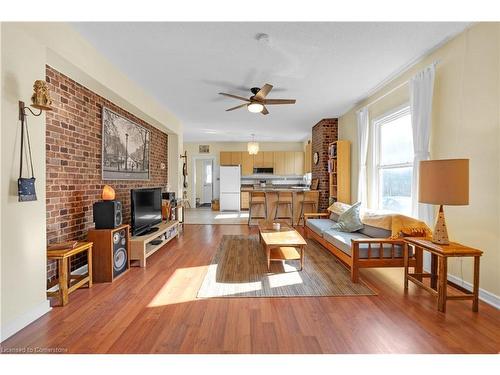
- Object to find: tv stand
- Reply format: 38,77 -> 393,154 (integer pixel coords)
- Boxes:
137,226 -> 160,236
130,221 -> 179,267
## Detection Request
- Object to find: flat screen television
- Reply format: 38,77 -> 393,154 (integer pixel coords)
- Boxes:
131,188 -> 162,236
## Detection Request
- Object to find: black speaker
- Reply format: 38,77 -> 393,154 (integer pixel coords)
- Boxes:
93,201 -> 122,229
112,228 -> 128,278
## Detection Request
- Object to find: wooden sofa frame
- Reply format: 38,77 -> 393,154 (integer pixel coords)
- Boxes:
304,213 -> 423,283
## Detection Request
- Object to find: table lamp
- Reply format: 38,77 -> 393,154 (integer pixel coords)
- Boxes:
419,159 -> 469,245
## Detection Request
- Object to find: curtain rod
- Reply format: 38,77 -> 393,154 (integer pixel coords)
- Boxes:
360,60 -> 441,110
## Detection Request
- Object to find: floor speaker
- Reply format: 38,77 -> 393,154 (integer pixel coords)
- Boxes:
87,224 -> 130,282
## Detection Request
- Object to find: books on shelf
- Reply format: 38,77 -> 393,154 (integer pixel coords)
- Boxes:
328,159 -> 336,173
328,143 -> 337,158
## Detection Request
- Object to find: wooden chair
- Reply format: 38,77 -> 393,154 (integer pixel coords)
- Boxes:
298,191 -> 317,226
248,191 -> 267,225
274,191 -> 293,226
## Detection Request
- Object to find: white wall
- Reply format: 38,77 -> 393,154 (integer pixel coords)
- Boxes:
0,22 -> 183,341
183,142 -> 305,207
339,23 -> 500,300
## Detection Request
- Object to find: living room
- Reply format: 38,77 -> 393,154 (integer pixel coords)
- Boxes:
1,1 -> 499,373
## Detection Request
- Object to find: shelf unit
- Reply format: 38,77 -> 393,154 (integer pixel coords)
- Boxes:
130,220 -> 179,267
328,140 -> 351,204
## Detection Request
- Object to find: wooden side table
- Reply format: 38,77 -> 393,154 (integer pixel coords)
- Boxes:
47,242 -> 93,306
403,237 -> 482,313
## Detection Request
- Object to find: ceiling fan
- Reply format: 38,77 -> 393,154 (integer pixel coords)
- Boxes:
219,83 -> 296,115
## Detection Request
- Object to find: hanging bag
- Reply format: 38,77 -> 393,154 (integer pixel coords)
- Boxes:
18,115 -> 37,202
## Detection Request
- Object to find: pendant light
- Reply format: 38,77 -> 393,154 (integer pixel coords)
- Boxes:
247,134 -> 259,155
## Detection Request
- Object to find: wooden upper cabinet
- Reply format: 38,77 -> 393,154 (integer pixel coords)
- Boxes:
294,151 -> 304,175
231,152 -> 242,165
304,142 -> 312,173
284,152 -> 295,175
220,152 -> 232,166
263,152 -> 274,168
273,152 -> 285,175
241,152 -> 254,176
253,152 -> 264,168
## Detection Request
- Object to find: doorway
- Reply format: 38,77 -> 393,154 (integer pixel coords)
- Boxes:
193,157 -> 215,208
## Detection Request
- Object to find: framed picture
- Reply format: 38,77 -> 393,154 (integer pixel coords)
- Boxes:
101,107 -> 150,180
199,145 -> 210,154
310,178 -> 319,190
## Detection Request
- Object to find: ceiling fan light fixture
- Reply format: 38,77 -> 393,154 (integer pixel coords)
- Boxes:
247,103 -> 264,113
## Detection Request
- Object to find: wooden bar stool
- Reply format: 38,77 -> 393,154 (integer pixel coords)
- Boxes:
248,191 -> 267,225
274,191 -> 293,226
298,191 -> 318,226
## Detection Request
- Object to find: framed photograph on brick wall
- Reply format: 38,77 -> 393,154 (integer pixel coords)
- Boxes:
102,107 -> 150,180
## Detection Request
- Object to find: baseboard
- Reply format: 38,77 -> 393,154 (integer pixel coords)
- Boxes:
1,300 -> 52,342
446,273 -> 500,310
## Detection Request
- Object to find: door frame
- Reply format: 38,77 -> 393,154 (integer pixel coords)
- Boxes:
192,155 -> 216,208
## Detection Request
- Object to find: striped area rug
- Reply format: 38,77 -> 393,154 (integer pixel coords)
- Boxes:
197,234 -> 375,298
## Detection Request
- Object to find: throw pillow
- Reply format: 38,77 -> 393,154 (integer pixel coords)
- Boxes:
331,202 -> 364,232
327,201 -> 351,215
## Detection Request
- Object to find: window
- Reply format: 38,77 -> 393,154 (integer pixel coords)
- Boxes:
373,106 -> 413,216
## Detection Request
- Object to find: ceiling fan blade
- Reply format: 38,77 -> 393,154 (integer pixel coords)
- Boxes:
225,103 -> 248,112
263,99 -> 296,105
219,92 -> 251,102
255,84 -> 273,100
261,106 -> 269,115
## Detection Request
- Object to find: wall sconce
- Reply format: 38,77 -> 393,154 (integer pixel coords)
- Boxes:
19,80 -> 53,121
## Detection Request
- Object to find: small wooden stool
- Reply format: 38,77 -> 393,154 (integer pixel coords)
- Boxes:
248,191 -> 267,225
298,191 -> 318,226
274,191 -> 293,226
47,242 -> 93,306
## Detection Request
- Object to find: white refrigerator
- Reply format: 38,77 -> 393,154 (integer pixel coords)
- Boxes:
219,166 -> 241,211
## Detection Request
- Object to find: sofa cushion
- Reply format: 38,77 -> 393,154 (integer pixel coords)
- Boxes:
322,229 -> 368,254
329,212 -> 339,222
305,218 -> 335,237
323,228 -> 408,259
333,202 -> 364,232
358,224 -> 391,238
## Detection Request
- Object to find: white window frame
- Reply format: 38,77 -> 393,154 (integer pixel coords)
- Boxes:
372,104 -> 413,212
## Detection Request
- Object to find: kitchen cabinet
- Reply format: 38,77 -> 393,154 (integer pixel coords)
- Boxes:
231,152 -> 242,165
273,151 -> 285,175
304,142 -> 312,173
220,152 -> 232,166
241,152 -> 254,176
284,152 -> 295,175
253,152 -> 264,168
294,151 -> 304,175
263,152 -> 274,168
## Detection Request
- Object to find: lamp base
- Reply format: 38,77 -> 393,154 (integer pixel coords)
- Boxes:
432,205 -> 450,245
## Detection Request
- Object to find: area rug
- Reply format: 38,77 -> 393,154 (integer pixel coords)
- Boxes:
197,234 -> 375,298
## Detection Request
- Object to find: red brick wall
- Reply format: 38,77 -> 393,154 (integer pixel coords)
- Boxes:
312,118 -> 338,211
45,66 -> 168,282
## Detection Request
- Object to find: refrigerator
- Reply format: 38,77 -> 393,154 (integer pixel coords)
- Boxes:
219,166 -> 241,211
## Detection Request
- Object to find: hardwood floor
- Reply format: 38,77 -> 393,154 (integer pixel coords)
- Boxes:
2,224 -> 499,353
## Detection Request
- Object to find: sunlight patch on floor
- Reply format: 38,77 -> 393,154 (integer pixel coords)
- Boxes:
147,265 -> 209,307
267,266 -> 304,288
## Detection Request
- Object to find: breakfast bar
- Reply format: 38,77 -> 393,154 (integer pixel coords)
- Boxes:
243,187 -> 319,226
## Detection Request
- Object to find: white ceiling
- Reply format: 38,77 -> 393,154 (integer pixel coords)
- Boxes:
71,22 -> 469,142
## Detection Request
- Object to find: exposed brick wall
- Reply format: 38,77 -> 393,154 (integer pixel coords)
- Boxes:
45,66 -> 168,283
312,118 -> 338,211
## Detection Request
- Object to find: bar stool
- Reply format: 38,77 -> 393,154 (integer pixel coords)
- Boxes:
248,191 -> 267,225
274,191 -> 293,226
298,191 -> 318,226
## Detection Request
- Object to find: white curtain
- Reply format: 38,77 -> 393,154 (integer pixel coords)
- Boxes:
356,107 -> 369,208
409,64 -> 435,225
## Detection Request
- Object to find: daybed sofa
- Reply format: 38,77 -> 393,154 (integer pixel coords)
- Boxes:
304,205 -> 425,283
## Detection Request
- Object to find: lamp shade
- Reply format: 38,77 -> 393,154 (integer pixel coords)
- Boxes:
419,159 -> 469,205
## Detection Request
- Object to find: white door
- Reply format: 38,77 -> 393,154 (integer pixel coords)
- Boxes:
201,159 -> 213,204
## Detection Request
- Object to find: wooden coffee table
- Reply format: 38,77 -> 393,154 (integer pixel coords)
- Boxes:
258,221 -> 307,271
